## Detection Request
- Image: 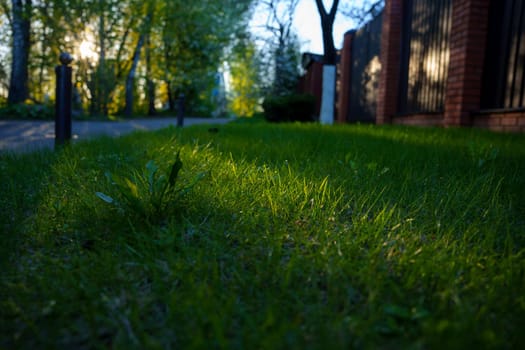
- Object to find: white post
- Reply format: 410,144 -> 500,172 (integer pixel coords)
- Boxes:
320,65 -> 336,125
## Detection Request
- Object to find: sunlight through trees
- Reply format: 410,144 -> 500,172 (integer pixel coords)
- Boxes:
0,0 -> 254,117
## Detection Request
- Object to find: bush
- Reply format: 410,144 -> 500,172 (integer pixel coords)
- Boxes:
262,93 -> 316,122
0,102 -> 54,120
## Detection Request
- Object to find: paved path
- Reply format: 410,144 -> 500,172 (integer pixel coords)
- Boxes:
0,117 -> 231,153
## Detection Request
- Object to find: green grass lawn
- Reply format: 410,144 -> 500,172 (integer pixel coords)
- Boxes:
1,122 -> 524,349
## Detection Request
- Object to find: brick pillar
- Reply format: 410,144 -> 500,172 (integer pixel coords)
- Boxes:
311,62 -> 323,117
336,30 -> 356,124
444,0 -> 490,127
376,0 -> 403,125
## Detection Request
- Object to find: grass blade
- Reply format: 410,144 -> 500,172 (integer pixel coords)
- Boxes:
168,151 -> 183,189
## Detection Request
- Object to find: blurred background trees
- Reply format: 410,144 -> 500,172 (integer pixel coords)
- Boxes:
0,0 -> 381,119
0,0 -> 254,118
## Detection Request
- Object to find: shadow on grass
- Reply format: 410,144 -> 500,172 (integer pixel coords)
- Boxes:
0,149 -> 58,266
2,123 -> 525,348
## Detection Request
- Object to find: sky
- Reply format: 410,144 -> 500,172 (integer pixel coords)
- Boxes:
250,0 -> 361,55
292,0 -> 358,54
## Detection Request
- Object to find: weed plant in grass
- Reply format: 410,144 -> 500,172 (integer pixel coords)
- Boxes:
1,123 -> 524,349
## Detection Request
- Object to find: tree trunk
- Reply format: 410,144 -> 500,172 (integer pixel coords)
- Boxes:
124,34 -> 145,117
314,0 -> 339,125
147,79 -> 156,115
37,1 -> 49,103
320,65 -> 336,124
37,25 -> 46,102
89,7 -> 107,116
8,0 -> 31,105
146,33 -> 156,116
166,81 -> 175,111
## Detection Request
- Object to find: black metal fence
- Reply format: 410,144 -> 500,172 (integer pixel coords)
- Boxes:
482,0 -> 525,110
347,12 -> 383,122
398,0 -> 452,114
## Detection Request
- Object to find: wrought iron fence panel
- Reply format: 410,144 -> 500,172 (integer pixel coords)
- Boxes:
482,0 -> 525,110
398,0 -> 452,114
347,12 -> 383,122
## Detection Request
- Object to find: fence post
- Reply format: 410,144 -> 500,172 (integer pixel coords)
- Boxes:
336,30 -> 355,123
443,0 -> 490,127
55,52 -> 73,147
376,0 -> 403,124
177,93 -> 185,127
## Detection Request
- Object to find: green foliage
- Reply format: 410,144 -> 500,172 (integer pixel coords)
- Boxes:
159,0 -> 254,117
1,124 -> 524,349
96,151 -> 205,222
0,103 -> 54,120
228,38 -> 263,117
3,0 -> 255,118
272,35 -> 301,96
262,93 -> 316,122
255,0 -> 302,96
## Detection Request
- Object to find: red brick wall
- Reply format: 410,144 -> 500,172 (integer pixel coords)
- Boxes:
472,112 -> 525,132
298,62 -> 323,117
443,0 -> 490,127
390,111 -> 525,133
392,114 -> 444,126
336,0 -> 525,132
376,0 -> 403,124
336,31 -> 355,124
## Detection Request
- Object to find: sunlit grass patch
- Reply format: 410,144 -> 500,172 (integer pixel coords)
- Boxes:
1,123 -> 524,349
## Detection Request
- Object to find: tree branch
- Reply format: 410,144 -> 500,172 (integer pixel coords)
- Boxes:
341,0 -> 384,25
314,0 -> 327,17
329,0 -> 340,19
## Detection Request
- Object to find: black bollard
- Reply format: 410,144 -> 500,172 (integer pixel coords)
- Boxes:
177,93 -> 185,127
55,52 -> 73,147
